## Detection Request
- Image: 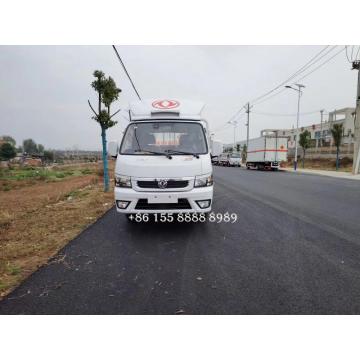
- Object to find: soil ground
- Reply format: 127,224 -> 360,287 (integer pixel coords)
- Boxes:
0,161 -> 115,298
285,157 -> 353,172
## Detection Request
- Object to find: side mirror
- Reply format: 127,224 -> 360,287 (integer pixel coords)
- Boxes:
108,141 -> 119,158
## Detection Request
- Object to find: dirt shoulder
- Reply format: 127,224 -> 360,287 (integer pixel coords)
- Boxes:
0,162 -> 114,299
285,158 -> 353,172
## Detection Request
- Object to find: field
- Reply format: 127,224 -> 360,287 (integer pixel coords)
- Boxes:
0,161 -> 115,298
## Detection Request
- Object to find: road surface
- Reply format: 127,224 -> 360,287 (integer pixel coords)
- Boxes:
1,167 -> 360,314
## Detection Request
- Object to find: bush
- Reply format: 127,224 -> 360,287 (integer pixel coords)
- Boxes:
0,143 -> 17,161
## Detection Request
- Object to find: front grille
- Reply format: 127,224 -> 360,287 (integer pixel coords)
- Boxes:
135,198 -> 191,210
137,180 -> 189,189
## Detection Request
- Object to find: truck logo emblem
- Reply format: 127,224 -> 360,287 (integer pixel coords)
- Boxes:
157,179 -> 168,188
152,100 -> 180,109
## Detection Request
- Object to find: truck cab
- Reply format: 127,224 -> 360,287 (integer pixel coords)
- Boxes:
108,99 -> 213,215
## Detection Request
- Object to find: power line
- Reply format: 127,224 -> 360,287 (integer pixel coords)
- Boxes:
296,46 -> 346,82
346,45 -> 352,63
213,109 -> 246,132
252,46 -> 345,107
250,45 -> 336,104
355,46 -> 360,61
252,110 -> 326,117
216,46 -> 336,133
112,45 -> 142,100
252,88 -> 287,106
216,46 -> 344,134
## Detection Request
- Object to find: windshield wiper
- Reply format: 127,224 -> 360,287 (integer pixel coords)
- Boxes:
134,149 -> 172,159
133,126 -> 172,159
165,150 -> 200,159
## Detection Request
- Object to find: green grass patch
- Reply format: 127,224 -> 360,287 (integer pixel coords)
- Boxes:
6,264 -> 21,276
0,167 -> 86,183
65,188 -> 90,199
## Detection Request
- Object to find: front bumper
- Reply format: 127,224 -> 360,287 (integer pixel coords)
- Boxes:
114,186 -> 213,213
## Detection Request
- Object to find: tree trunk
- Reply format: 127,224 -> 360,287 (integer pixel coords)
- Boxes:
101,127 -> 110,192
336,146 -> 339,170
302,148 -> 305,168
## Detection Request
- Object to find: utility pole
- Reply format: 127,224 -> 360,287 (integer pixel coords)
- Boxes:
227,120 -> 237,152
320,109 -> 324,147
233,122 -> 236,152
285,84 -> 305,171
352,61 -> 360,174
246,102 -> 251,151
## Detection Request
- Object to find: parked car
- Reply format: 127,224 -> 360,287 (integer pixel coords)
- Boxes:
218,153 -> 241,167
211,155 -> 219,165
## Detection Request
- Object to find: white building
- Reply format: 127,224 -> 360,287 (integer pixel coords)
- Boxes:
225,107 -> 356,152
262,107 -> 355,149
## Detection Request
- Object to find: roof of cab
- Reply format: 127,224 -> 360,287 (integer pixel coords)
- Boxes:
129,99 -> 205,120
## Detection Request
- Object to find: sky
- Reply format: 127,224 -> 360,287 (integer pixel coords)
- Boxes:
0,45 -> 358,150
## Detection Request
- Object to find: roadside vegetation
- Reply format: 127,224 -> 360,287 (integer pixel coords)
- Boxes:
285,157 -> 353,172
0,161 -> 115,298
0,164 -> 98,191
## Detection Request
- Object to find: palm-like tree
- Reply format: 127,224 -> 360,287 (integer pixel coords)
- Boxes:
331,123 -> 343,170
88,70 -> 121,192
299,130 -> 311,168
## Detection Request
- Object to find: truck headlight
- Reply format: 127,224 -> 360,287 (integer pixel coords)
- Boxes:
115,175 -> 132,188
194,174 -> 213,187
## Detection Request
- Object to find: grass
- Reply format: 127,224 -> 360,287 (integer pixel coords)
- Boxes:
0,161 -> 115,299
0,163 -> 99,192
286,157 -> 353,172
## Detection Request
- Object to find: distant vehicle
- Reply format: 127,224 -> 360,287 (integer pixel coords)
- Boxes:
210,139 -> 223,158
246,130 -> 288,170
108,99 -> 214,217
211,155 -> 219,165
218,152 -> 241,167
228,153 -> 241,167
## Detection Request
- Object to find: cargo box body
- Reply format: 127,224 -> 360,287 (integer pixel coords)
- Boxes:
246,134 -> 287,170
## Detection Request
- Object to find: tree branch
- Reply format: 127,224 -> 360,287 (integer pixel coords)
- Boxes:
88,100 -> 98,116
110,108 -> 121,119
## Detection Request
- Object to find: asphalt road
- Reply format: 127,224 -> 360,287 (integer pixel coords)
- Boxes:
1,167 -> 360,314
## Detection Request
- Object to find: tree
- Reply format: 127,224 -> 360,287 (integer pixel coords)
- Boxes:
299,130 -> 311,168
43,150 -> 54,162
88,70 -> 121,192
0,142 -> 17,161
331,123 -> 343,170
103,76 -> 121,116
23,138 -> 38,154
1,135 -> 16,146
37,144 -> 44,154
241,144 -> 247,163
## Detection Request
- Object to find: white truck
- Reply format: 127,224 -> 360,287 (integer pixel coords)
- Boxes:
246,130 -> 288,170
210,139 -> 223,157
210,139 -> 223,165
108,99 -> 214,216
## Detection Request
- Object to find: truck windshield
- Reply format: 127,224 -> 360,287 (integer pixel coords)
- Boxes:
231,153 -> 240,158
120,122 -> 208,155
